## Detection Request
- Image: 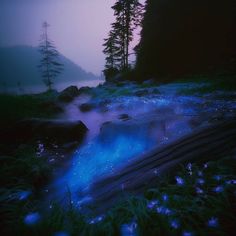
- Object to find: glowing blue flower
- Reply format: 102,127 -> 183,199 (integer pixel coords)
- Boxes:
186,163 -> 192,171
186,163 -> 193,175
147,200 -> 159,209
226,179 -> 236,185
170,219 -> 180,229
196,178 -> 205,185
182,231 -> 193,236
88,215 -> 104,224
197,171 -> 203,177
203,163 -> 208,169
18,190 -> 31,201
213,175 -> 222,181
156,206 -> 173,215
207,217 -> 219,227
213,186 -> 224,193
24,212 -> 40,226
121,221 -> 138,236
175,176 -> 185,186
162,194 -> 169,202
196,187 -> 204,194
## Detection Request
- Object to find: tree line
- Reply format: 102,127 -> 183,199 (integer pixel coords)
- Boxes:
103,0 -> 144,80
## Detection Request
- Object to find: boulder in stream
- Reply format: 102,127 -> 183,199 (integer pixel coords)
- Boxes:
58,86 -> 80,102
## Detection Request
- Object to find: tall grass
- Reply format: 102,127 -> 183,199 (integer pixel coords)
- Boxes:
1,151 -> 235,236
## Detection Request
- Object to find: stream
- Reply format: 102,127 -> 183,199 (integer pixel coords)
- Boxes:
44,82 -> 236,208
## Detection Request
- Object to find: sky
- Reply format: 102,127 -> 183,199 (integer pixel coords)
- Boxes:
0,0 -> 143,75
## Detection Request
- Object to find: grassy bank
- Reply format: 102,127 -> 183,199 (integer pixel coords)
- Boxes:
177,74 -> 236,95
0,91 -> 60,127
1,150 -> 235,235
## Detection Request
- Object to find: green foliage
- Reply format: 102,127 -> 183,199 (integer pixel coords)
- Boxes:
0,146 -> 52,235
2,153 -> 235,235
0,92 -> 58,125
177,74 -> 236,95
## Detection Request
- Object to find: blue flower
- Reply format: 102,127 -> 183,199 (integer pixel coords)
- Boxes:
170,219 -> 180,229
186,163 -> 193,175
196,178 -> 205,185
157,206 -> 173,215
213,186 -> 224,193
186,163 -> 192,171
207,217 -> 219,228
197,171 -> 203,177
121,221 -> 138,236
147,200 -> 159,209
203,163 -> 208,169
18,190 -> 31,201
182,231 -> 193,236
88,215 -> 104,224
175,176 -> 185,186
213,175 -> 222,181
226,179 -> 236,185
24,212 -> 41,226
196,187 -> 204,194
162,194 -> 169,202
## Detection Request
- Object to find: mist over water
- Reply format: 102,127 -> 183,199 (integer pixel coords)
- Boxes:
2,79 -> 104,95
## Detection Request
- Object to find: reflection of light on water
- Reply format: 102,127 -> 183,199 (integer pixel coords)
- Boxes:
54,133 -> 156,201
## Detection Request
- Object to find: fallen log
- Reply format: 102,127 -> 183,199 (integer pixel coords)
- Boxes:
90,120 -> 236,212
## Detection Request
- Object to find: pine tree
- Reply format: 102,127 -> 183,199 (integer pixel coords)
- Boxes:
38,22 -> 63,90
111,0 -> 144,70
103,0 -> 144,80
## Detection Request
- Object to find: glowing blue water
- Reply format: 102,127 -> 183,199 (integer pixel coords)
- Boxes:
50,83 -> 236,205
54,132 -> 157,202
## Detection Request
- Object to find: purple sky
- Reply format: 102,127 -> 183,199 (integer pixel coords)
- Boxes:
0,0 -> 144,75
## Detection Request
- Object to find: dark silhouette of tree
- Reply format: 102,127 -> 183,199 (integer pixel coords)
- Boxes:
103,0 -> 144,79
136,0 -> 236,81
103,30 -> 120,78
38,22 -> 63,90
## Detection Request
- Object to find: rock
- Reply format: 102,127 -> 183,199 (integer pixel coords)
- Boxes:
134,89 -> 149,97
118,114 -> 131,121
58,86 -> 80,102
0,118 -> 88,145
79,103 -> 95,112
78,86 -> 92,95
40,101 -> 63,113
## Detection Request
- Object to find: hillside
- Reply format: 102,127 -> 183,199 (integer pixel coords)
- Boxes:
0,46 -> 99,87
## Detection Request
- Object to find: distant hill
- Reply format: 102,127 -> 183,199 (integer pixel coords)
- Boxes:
0,46 -> 99,87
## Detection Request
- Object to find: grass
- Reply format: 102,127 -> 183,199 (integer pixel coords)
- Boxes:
1,150 -> 235,236
0,91 -> 59,126
0,146 -> 52,235
177,74 -> 236,95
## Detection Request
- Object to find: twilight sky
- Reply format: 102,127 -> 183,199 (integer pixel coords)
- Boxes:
0,0 -> 144,75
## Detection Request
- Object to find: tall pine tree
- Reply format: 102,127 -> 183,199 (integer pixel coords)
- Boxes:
38,22 -> 63,90
103,0 -> 144,79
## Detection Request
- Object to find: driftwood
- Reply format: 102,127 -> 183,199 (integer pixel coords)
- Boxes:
90,120 -> 236,212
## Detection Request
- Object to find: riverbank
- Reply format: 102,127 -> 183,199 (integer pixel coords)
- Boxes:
1,74 -> 236,235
